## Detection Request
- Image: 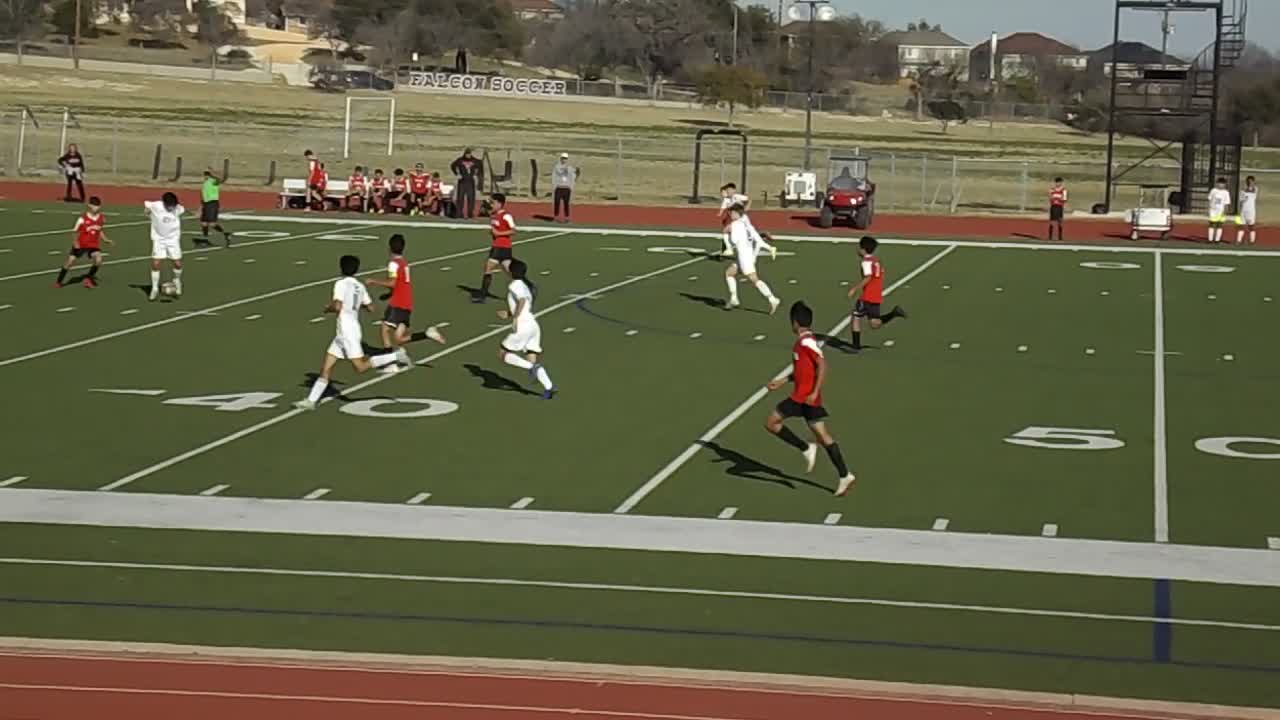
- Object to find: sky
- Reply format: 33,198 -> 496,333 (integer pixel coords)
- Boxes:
821,0 -> 1278,55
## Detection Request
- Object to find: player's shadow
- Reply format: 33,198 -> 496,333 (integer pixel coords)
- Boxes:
463,363 -> 539,396
455,284 -> 500,300
817,334 -> 864,354
300,373 -> 347,400
678,292 -> 767,315
700,441 -> 832,493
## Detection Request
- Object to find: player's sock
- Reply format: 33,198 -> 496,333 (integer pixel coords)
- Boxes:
824,442 -> 850,477
725,275 -> 738,304
370,352 -> 398,369
150,270 -> 161,292
754,280 -> 776,301
480,273 -> 493,298
774,425 -> 809,452
881,307 -> 901,325
851,330 -> 862,349
503,352 -> 534,371
172,267 -> 184,293
88,264 -> 100,279
534,364 -> 553,391
305,377 -> 329,404
56,268 -> 69,285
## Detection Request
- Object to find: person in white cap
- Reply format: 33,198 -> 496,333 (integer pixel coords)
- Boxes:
552,152 -> 576,223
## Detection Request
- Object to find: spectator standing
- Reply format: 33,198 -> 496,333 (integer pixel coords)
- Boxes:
451,148 -> 482,219
58,143 -> 86,203
552,152 -> 576,223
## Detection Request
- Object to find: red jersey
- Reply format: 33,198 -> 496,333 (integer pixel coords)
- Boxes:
75,212 -> 105,249
370,176 -> 387,191
349,174 -> 366,193
1050,186 -> 1068,207
387,255 -> 412,310
789,331 -> 824,406
429,178 -> 442,195
490,210 -> 515,249
390,176 -> 408,193
307,158 -> 323,185
860,254 -> 884,304
409,173 -> 430,194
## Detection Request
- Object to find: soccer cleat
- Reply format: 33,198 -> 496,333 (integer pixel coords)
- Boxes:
894,305 -> 908,320
769,297 -> 782,315
379,365 -> 402,375
471,294 -> 485,304
395,347 -> 412,367
770,246 -> 778,261
224,233 -> 233,248
726,298 -> 741,310
83,277 -> 97,288
425,326 -> 446,344
148,286 -> 159,302
803,443 -> 818,473
541,387 -> 557,400
835,473 -> 857,497
53,282 -> 63,289
293,399 -> 317,411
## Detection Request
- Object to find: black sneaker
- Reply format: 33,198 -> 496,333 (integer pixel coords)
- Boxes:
224,233 -> 233,248
893,306 -> 908,320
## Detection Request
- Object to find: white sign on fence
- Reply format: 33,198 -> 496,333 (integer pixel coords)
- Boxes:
404,72 -> 568,97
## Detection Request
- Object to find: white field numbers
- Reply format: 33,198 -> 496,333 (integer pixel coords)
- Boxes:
126,390 -> 456,418
1006,425 -> 1280,460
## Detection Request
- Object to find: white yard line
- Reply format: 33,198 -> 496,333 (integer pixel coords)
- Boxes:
1153,251 -> 1169,544
0,555 -> 1276,632
0,220 -> 150,242
0,224 -> 374,284
100,252 -> 703,491
222,213 -> 1280,257
0,227 -> 531,370
3,490 -> 1279,588
613,244 -> 958,515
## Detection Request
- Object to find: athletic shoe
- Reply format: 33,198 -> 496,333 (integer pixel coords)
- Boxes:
53,282 -> 63,289
293,399 -> 317,411
148,287 -> 159,302
835,474 -> 857,497
771,246 -> 778,261
425,326 -> 446,344
224,233 -> 233,248
83,277 -> 97,288
894,305 -> 908,320
379,365 -> 402,375
803,443 -> 818,473
769,297 -> 782,315
541,388 -> 557,400
726,298 -> 740,310
395,347 -> 412,367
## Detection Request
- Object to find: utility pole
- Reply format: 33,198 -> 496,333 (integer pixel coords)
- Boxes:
73,0 -> 82,70
732,4 -> 738,65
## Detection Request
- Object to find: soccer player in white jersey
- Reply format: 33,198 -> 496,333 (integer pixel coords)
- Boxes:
724,204 -> 781,315
718,183 -> 750,256
1236,175 -> 1258,245
1207,177 -> 1232,244
144,192 -> 185,301
496,259 -> 556,400
295,255 -> 411,411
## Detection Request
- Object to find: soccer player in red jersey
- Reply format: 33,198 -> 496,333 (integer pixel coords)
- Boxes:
475,192 -> 516,303
426,171 -> 444,215
386,168 -> 409,214
365,234 -> 445,357
346,166 -> 368,212
54,196 -> 113,288
765,301 -> 856,496
1048,177 -> 1068,241
408,163 -> 431,216
368,169 -> 388,214
848,236 -> 905,352
304,150 -> 325,212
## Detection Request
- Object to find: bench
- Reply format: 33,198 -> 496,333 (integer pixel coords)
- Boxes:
279,178 -> 458,216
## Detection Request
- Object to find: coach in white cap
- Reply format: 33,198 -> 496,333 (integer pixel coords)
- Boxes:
552,152 -> 576,224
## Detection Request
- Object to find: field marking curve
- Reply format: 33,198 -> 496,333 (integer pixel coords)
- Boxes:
614,244 -> 958,514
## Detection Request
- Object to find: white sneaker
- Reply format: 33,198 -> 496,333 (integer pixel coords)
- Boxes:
770,246 -> 778,261
836,474 -> 857,497
425,326 -> 446,344
803,443 -> 818,473
395,347 -> 412,367
769,297 -> 782,315
173,281 -> 182,298
293,399 -> 317,411
727,298 -> 740,310
379,365 -> 402,375
148,287 -> 159,302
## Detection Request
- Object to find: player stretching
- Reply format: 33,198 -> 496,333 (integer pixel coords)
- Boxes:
475,193 -> 515,303
198,168 -> 231,247
295,254 -> 412,411
724,204 -> 781,314
1048,177 -> 1067,241
54,196 -> 113,288
848,236 -> 905,352
765,301 -> 856,496
303,150 -> 324,212
497,259 -> 556,399
365,234 -> 446,363
717,183 -> 749,256
1208,177 -> 1231,244
145,192 -> 185,301
1237,175 -> 1258,245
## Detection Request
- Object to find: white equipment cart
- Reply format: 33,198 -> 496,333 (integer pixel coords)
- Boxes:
1128,184 -> 1173,241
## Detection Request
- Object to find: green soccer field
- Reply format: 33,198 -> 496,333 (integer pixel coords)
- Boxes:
1,200 -> 1279,709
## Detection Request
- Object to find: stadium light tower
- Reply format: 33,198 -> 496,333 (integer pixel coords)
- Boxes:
787,1 -> 835,170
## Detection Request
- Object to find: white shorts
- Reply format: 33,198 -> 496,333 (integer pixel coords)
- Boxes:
1239,209 -> 1257,226
502,320 -> 543,355
327,331 -> 364,360
152,240 -> 182,260
734,249 -> 757,276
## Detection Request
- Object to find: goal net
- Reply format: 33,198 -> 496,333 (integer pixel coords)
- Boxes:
343,96 -> 396,160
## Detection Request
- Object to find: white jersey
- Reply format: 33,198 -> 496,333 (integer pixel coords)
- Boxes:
507,279 -> 536,328
144,201 -> 184,244
332,276 -> 372,335
1208,188 -> 1231,219
1239,187 -> 1258,219
720,194 -> 749,214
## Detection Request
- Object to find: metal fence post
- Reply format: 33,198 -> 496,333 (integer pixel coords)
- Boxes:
615,135 -> 623,201
920,155 -> 927,212
889,153 -> 896,211
1020,161 -> 1029,212
951,156 -> 959,213
111,116 -> 118,177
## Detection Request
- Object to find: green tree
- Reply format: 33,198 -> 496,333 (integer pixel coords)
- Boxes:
695,62 -> 768,125
52,0 -> 99,39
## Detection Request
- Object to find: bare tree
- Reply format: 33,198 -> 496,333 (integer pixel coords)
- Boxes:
615,0 -> 713,96
0,0 -> 46,63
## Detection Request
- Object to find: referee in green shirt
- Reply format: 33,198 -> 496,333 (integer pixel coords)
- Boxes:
199,168 -> 232,248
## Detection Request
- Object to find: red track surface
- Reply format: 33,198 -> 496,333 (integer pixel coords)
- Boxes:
3,180 -> 1274,246
0,652 -> 1187,720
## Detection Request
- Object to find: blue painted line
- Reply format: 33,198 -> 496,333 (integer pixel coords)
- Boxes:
1153,578 -> 1173,663
0,595 -> 1276,675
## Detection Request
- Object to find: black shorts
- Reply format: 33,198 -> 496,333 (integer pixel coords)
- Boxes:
1049,205 -> 1065,222
776,398 -> 829,423
70,246 -> 101,258
488,246 -> 513,262
201,200 -> 220,223
854,299 -> 881,319
382,305 -> 411,328
413,192 -> 428,204
308,183 -> 324,193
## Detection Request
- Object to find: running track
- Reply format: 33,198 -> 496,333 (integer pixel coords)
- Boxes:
0,650 -> 1237,720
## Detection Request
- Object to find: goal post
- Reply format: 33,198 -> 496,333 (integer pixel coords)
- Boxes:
343,96 -> 396,160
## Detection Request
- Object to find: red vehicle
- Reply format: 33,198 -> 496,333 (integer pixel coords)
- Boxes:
818,155 -> 876,230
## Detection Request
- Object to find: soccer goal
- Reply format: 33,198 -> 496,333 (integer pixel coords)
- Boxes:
343,96 -> 396,160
